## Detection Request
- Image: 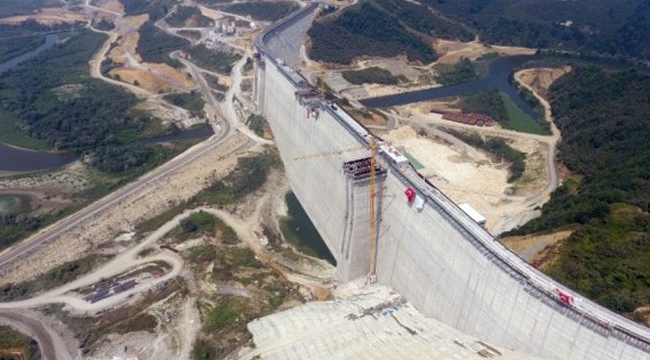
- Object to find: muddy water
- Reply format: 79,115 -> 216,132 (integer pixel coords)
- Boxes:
280,192 -> 336,265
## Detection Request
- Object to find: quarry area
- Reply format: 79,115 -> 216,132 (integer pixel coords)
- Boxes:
0,0 -> 578,359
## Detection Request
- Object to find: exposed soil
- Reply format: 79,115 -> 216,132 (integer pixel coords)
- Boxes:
515,66 -> 571,99
500,229 -> 574,264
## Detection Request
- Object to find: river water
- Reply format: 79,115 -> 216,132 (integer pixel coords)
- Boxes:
360,55 -> 542,122
0,34 -> 212,173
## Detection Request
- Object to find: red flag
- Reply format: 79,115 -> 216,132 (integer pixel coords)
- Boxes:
404,188 -> 416,203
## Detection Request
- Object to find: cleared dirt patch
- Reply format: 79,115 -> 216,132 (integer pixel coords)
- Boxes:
500,229 -> 574,263
515,66 -> 571,99
383,126 -> 511,227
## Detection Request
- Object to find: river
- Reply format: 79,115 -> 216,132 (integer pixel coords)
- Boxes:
0,33 -> 77,173
0,34 -> 213,173
0,33 -> 59,75
360,55 -> 542,122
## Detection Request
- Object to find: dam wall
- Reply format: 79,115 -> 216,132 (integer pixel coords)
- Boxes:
253,5 -> 650,359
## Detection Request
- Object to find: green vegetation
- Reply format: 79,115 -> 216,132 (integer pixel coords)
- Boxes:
166,5 -> 212,27
121,0 -> 176,21
192,338 -> 219,360
221,1 -> 300,21
177,211 -> 216,237
245,114 -> 267,137
163,92 -> 206,118
0,255 -> 106,301
308,0 -> 437,64
455,89 -> 550,135
137,21 -> 189,67
280,192 -> 336,264
205,296 -> 244,332
0,109 -> 50,149
447,131 -> 526,182
547,205 -> 650,312
173,210 -> 239,244
434,58 -> 478,86
342,67 -> 400,85
308,0 -> 476,64
0,0 -> 60,17
423,0 -> 650,63
193,151 -> 279,205
499,92 -> 549,135
0,32 -> 44,63
0,30 -> 168,172
0,326 -> 39,360
503,67 -> 650,314
186,45 -> 241,75
457,89 -> 506,121
94,19 -> 115,31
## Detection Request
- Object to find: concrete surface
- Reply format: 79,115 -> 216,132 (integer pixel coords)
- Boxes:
253,4 -> 650,359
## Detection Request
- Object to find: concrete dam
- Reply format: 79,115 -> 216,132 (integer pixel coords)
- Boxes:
253,5 -> 650,360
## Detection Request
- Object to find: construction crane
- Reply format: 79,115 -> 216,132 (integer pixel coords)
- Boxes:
295,136 -> 380,281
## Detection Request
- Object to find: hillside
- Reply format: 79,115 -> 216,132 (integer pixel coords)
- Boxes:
505,67 -> 650,315
310,0 -> 650,64
307,0 -> 473,64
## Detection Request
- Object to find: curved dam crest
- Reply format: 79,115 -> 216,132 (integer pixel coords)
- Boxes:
253,4 -> 650,360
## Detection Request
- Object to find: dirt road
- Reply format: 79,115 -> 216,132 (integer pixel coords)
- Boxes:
0,310 -> 76,360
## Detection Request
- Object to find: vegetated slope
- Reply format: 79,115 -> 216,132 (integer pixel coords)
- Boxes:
308,0 -> 473,64
138,21 -> 189,67
0,0 -> 60,18
121,0 -> 178,21
166,5 -> 213,27
425,0 -> 650,62
220,1 -> 300,22
506,67 -> 650,314
0,30 -> 169,174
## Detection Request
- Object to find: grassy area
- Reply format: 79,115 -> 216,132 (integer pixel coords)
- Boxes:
341,67 -> 400,85
499,92 -> 550,135
245,114 -> 267,137
434,58 -> 478,86
0,255 -> 108,301
220,1 -> 300,21
192,151 -> 279,206
172,210 -> 240,245
0,109 -> 51,150
0,326 -> 39,360
0,0 -> 60,17
163,92 -> 206,118
0,32 -> 45,63
186,45 -> 241,75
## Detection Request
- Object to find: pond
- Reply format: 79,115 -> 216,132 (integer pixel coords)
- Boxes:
280,192 -> 336,265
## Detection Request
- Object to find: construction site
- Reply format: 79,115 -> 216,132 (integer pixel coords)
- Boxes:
1,1 -> 650,360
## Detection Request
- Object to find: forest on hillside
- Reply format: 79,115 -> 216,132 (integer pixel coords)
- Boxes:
310,0 -> 650,64
505,67 -> 650,313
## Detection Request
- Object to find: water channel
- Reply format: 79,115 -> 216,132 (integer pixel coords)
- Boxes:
360,54 -> 543,122
0,34 -> 213,173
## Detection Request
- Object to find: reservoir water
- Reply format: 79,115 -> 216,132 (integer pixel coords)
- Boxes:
360,55 -> 542,122
0,33 -> 79,173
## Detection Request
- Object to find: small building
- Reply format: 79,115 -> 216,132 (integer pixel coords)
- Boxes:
459,203 -> 486,227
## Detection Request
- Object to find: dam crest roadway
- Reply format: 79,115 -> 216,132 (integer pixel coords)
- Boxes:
253,3 -> 650,360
